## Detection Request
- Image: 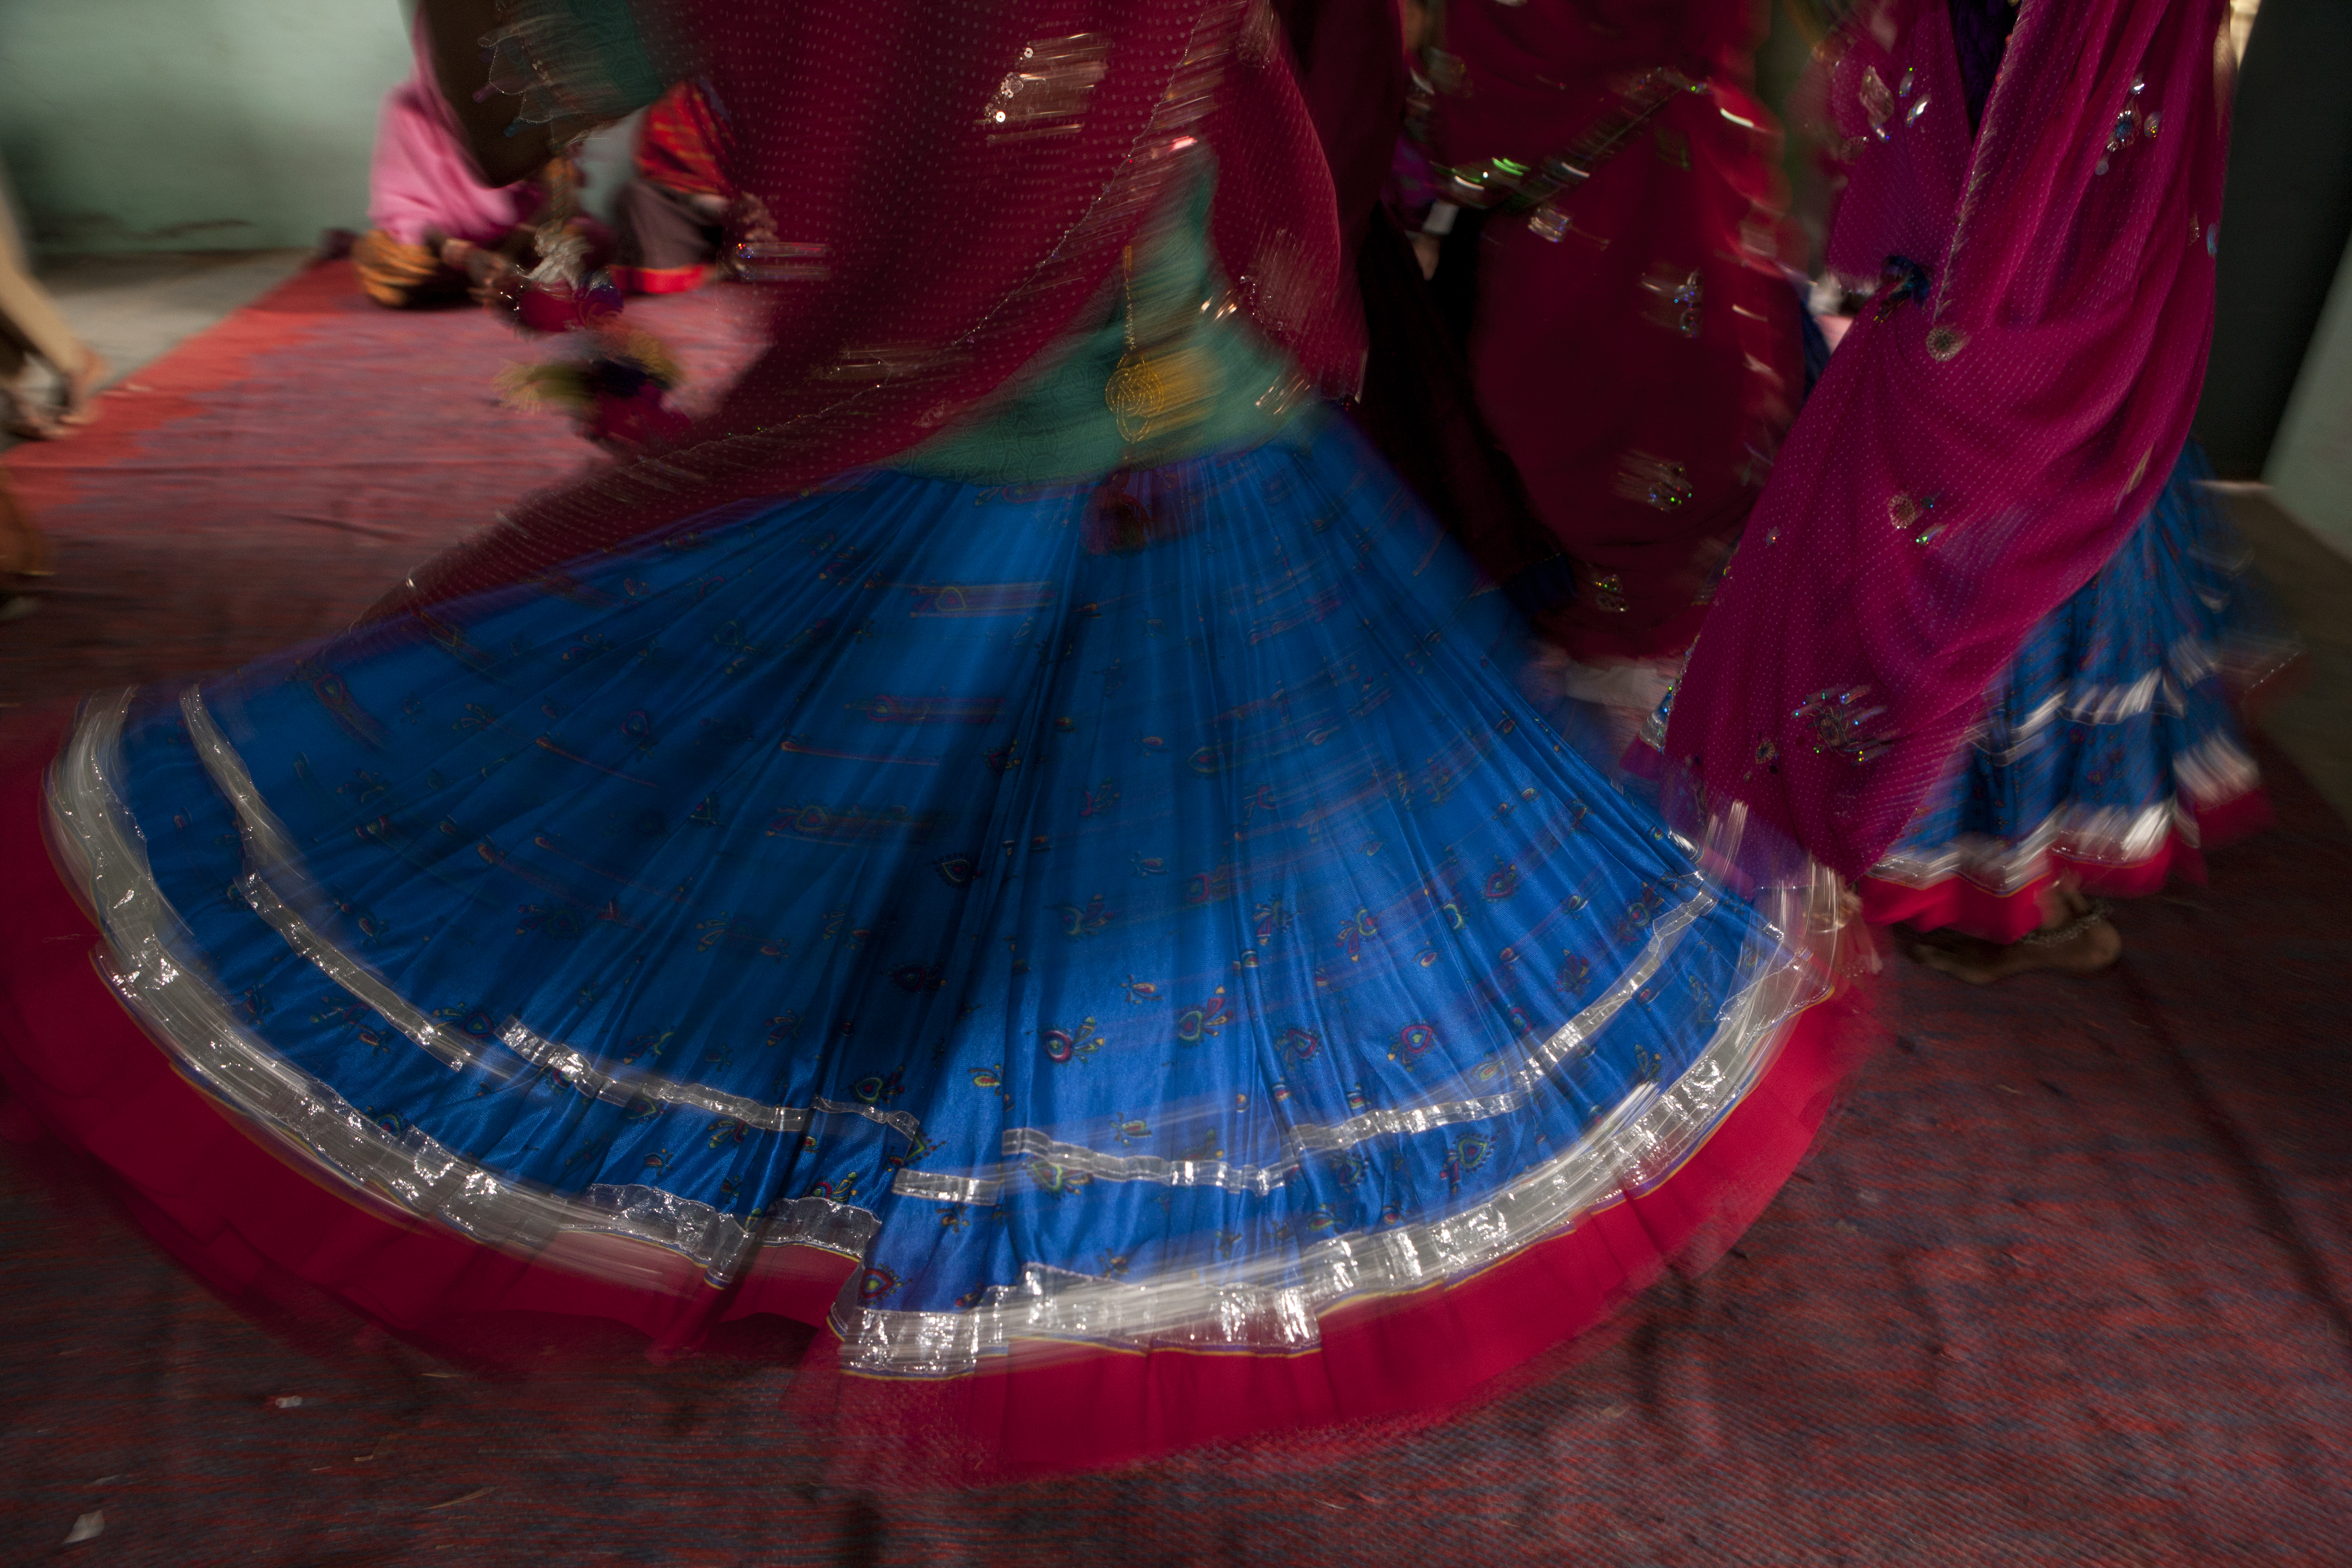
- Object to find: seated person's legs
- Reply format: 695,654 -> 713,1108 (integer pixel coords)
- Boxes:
609,180 -> 725,294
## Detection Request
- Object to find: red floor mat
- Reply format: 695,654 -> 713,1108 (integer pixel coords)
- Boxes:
0,262 -> 2348,1565
0,259 -> 757,708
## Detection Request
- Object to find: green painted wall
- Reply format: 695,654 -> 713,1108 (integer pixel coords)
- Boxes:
1,0 -> 637,254
0,0 -> 413,253
2268,236 -> 2352,562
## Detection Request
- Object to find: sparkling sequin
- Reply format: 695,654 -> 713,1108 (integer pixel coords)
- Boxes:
1886,492 -> 1937,531
1445,67 -> 1699,240
1237,228 -> 1318,340
1640,265 -> 1704,338
1860,67 -> 1895,139
1253,370 -> 1315,419
2095,77 -> 2153,175
980,34 -> 1110,144
1439,157 -> 1530,209
1793,687 -> 1892,765
1615,454 -> 1693,513
1527,204 -> 1607,248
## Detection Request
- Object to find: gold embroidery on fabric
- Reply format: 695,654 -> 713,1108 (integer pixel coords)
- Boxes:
979,34 -> 1110,144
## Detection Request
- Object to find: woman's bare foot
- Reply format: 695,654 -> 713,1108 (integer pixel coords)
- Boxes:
1898,884 -> 2122,985
4,350 -> 108,439
55,349 -> 108,430
4,384 -> 60,440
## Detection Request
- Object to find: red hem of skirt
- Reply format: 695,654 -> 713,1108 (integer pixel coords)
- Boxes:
610,264 -> 711,296
1859,789 -> 2273,943
0,742 -> 1870,1476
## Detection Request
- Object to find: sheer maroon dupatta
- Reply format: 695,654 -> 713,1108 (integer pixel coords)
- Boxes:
1661,0 -> 2233,879
374,0 -> 1357,619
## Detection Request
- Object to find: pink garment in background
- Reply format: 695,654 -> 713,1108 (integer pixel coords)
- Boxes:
1661,0 -> 2232,881
367,18 -> 542,248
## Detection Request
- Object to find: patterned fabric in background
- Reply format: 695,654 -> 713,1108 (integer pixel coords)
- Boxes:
1872,444 -> 2289,924
635,79 -> 736,202
80,417 -> 1808,1373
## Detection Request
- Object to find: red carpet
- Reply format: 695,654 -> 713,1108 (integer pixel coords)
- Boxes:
0,259 -> 758,711
1,263 -> 2349,1564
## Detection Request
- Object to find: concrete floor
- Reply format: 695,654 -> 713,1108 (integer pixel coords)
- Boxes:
6,250 -> 2349,822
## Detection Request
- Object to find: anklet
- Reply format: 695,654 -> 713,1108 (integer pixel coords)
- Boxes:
2017,897 -> 2114,948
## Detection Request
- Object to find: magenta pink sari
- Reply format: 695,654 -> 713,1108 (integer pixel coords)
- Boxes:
1661,0 -> 2233,879
369,17 -> 543,249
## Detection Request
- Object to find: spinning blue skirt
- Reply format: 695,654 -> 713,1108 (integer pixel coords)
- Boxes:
1866,444 -> 2290,940
6,413 -> 1848,1465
